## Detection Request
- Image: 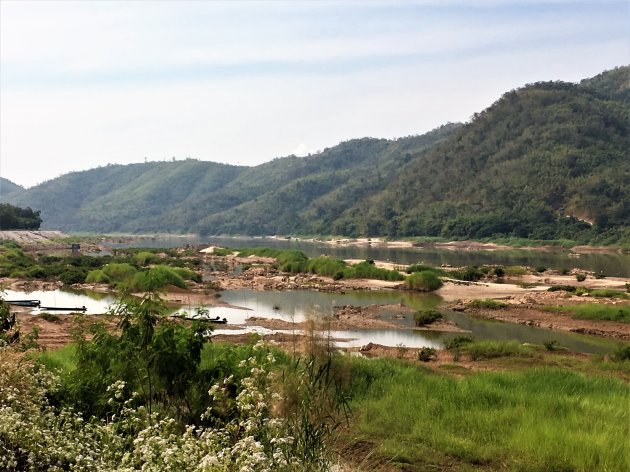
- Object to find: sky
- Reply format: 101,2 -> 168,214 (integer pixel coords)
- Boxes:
0,1 -> 628,188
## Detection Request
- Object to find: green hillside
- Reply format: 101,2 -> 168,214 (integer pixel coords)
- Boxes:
333,66 -> 630,243
3,66 -> 628,243
0,177 -> 24,199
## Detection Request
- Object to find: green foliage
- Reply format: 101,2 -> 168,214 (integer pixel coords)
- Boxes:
63,291 -> 212,421
405,271 -> 443,291
133,251 -> 161,266
463,340 -> 532,360
611,345 -> 630,362
0,203 -> 42,229
413,309 -> 443,326
448,265 -> 485,281
589,288 -> 626,298
504,265 -> 528,276
85,269 -> 111,284
468,299 -> 508,309
417,347 -> 437,362
122,265 -> 189,291
349,358 -> 630,471
443,336 -> 474,350
576,273 -> 587,282
545,304 -> 630,323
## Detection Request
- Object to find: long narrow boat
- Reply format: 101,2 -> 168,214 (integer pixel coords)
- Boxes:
173,314 -> 228,324
6,300 -> 41,307
39,306 -> 87,312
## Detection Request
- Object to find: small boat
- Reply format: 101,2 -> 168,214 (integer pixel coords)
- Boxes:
6,300 -> 41,307
39,306 -> 87,312
174,314 -> 228,324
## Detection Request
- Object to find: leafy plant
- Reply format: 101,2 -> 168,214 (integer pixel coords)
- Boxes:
405,271 -> 443,291
413,309 -> 443,326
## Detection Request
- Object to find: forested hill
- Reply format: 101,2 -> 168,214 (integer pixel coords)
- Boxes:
4,66 -> 628,243
0,178 -> 23,198
333,66 -> 630,243
4,124 -> 459,233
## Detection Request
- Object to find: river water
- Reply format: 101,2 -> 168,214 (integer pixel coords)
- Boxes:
5,287 -> 623,354
103,235 -> 630,277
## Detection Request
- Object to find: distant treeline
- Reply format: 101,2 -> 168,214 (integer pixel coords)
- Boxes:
0,204 -> 42,230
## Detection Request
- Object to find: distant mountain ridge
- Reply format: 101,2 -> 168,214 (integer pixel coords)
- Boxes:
4,65 -> 629,244
0,178 -> 24,199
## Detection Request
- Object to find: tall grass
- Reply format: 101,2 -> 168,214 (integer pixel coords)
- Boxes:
545,304 -> 630,323
350,359 -> 630,471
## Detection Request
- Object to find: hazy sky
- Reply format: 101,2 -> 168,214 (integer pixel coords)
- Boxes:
1,0 -> 627,188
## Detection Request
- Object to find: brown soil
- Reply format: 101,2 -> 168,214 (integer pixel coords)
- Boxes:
14,312 -> 118,350
450,292 -> 630,340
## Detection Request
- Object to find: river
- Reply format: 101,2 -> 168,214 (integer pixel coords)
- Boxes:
103,235 -> 630,277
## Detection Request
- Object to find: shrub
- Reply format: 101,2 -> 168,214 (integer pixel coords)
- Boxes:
468,299 -> 508,309
413,309 -> 443,326
493,266 -> 505,278
405,271 -> 443,291
547,285 -> 577,293
85,269 -> 111,284
38,313 -> 61,323
543,339 -> 559,351
464,340 -> 529,360
450,266 -> 484,281
534,266 -> 547,273
504,266 -> 527,276
102,263 -> 138,282
443,336 -> 474,350
576,273 -> 587,282
418,347 -> 436,362
123,266 -> 188,291
611,345 -> 630,362
133,251 -> 161,266
60,267 -> 87,285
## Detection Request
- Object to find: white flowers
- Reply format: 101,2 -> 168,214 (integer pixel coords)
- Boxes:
0,345 -> 331,471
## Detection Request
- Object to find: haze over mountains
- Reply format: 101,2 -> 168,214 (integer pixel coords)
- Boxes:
3,66 -> 628,244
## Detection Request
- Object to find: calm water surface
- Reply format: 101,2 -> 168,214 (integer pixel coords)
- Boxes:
104,235 -> 630,277
6,287 -> 622,354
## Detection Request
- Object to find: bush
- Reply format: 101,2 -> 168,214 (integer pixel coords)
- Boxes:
504,266 -> 527,276
547,285 -> 577,293
133,251 -> 161,266
85,269 -> 111,284
450,266 -> 484,281
60,267 -> 87,285
464,340 -> 530,360
413,309 -> 443,326
405,271 -> 443,291
418,347 -> 437,362
123,266 -> 188,291
611,345 -> 630,362
443,336 -> 474,350
468,299 -> 508,309
534,266 -> 547,273
576,273 -> 587,282
493,266 -> 505,278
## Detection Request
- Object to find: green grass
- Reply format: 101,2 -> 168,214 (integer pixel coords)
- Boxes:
463,340 -> 533,360
349,358 -> 630,471
545,304 -> 630,323
468,299 -> 508,309
589,288 -> 628,299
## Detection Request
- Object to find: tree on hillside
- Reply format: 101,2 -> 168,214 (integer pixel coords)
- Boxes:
0,204 -> 42,230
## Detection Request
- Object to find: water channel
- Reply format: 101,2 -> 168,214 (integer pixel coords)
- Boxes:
5,287 -> 623,354
103,235 -> 630,277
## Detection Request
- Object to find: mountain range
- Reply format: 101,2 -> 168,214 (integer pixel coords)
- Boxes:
2,66 -> 628,244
